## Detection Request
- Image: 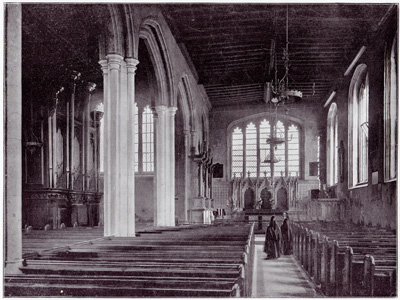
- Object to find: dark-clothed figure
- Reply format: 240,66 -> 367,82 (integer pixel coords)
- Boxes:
280,218 -> 293,255
264,216 -> 281,259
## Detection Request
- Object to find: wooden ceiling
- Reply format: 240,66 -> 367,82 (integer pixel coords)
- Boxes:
159,4 -> 393,107
21,4 -> 394,109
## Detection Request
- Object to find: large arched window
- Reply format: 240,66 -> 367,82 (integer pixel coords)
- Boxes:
245,123 -> 257,175
134,103 -> 139,172
349,64 -> 369,187
384,34 -> 397,182
230,116 -> 301,178
327,103 -> 338,186
134,104 -> 154,174
232,127 -> 244,177
259,120 -> 271,177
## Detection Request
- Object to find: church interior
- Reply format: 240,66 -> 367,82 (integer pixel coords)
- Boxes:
4,3 -> 398,297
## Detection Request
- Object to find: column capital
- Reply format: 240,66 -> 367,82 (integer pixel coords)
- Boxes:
99,59 -> 109,75
106,54 -> 124,70
125,58 -> 139,73
168,106 -> 178,117
154,105 -> 168,113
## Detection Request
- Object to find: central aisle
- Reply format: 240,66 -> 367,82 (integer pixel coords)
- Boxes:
252,235 -> 319,298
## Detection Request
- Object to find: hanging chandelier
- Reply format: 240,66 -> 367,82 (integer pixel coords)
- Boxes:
264,5 -> 302,105
263,104 -> 285,164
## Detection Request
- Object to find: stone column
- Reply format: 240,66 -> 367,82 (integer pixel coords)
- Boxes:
100,55 -> 138,237
5,3 -> 23,274
125,58 -> 138,232
98,59 -> 110,235
107,54 -> 121,236
167,107 -> 177,224
154,105 -> 167,226
154,105 -> 176,226
183,129 -> 191,223
94,115 -> 98,192
108,55 -> 120,235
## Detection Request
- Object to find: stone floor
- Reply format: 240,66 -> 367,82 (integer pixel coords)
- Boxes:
252,235 -> 319,298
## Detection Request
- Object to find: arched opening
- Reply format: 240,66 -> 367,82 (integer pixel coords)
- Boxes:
276,187 -> 288,211
133,38 -> 157,223
260,188 -> 272,209
244,188 -> 255,209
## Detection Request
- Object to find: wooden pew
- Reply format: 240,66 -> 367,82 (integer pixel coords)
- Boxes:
7,223 -> 255,298
292,222 -> 397,297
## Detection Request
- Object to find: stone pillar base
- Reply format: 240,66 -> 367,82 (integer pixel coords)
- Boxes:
190,208 -> 213,224
190,197 -> 213,224
4,259 -> 23,275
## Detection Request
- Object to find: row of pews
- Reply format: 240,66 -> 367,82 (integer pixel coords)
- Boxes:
5,223 -> 255,297
292,221 -> 396,297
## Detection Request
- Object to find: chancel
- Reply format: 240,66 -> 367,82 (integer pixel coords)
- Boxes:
4,3 -> 398,298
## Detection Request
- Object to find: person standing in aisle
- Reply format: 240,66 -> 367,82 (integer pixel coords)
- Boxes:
280,215 -> 293,255
263,216 -> 281,259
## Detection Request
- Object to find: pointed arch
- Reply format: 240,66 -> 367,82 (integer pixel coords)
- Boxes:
177,75 -> 195,133
99,4 -> 125,57
122,4 -> 138,59
348,64 -> 369,187
139,19 -> 174,107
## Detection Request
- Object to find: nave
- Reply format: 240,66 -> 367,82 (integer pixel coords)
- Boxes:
5,218 -> 395,297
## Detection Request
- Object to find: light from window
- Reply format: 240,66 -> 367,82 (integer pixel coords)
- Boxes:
327,103 -> 338,186
349,64 -> 369,186
288,124 -> 299,176
232,127 -> 243,177
142,105 -> 154,172
274,121 -> 286,176
384,35 -> 397,181
358,83 -> 368,183
134,103 -> 139,172
231,117 -> 301,179
245,123 -> 257,176
259,119 -> 271,177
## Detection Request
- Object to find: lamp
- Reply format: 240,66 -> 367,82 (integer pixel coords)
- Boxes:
25,131 -> 42,154
264,5 -> 302,105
